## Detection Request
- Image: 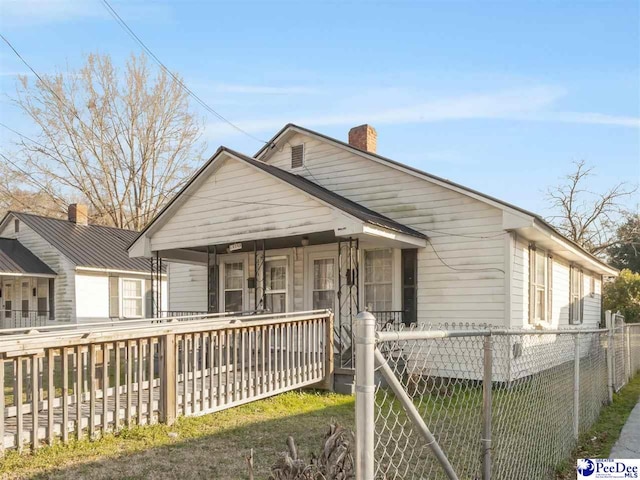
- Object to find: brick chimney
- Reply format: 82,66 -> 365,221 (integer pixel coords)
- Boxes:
68,203 -> 88,226
348,124 -> 377,153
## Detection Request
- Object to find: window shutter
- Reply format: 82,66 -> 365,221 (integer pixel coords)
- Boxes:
579,269 -> 584,324
528,244 -> 535,324
291,144 -> 304,168
547,255 -> 553,322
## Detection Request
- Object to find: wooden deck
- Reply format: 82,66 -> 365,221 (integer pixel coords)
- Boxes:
1,311 -> 333,453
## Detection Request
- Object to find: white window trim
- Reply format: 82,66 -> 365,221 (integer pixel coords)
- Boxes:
219,253 -> 248,312
121,277 -> 145,319
569,265 -> 584,325
304,245 -> 339,311
265,256 -> 289,313
362,247 -> 395,313
528,246 -> 553,327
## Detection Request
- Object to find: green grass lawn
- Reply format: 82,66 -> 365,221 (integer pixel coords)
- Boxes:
556,374 -> 640,479
0,390 -> 355,480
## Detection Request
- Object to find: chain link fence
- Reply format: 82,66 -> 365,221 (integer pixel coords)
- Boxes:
354,312 -> 640,480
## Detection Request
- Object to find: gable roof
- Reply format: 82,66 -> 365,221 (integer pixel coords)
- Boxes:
0,237 -> 56,276
129,146 -> 426,250
5,212 -> 156,273
256,123 -> 617,275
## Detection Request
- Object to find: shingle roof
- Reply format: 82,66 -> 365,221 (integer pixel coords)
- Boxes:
0,237 -> 56,276
226,148 -> 427,239
10,212 -> 157,273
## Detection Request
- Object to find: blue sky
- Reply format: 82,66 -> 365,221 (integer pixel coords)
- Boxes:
0,0 -> 638,216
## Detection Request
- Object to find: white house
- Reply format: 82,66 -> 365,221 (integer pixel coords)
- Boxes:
0,205 -> 167,329
128,124 -> 617,368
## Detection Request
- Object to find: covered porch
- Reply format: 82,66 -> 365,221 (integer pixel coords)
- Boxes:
129,147 -> 427,368
0,238 -> 56,330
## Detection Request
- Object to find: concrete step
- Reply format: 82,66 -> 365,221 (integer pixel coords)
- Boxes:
334,368 -> 355,395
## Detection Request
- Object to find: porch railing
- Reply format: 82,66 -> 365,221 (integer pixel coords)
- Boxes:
0,309 -> 334,453
1,311 -> 51,330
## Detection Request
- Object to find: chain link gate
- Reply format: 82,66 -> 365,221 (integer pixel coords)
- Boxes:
355,312 -> 615,480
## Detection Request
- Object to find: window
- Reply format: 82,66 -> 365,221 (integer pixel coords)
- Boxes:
3,282 -> 12,319
590,276 -> 596,298
364,249 -> 393,311
122,279 -> 143,318
37,279 -> 48,316
265,259 -> 287,313
224,262 -> 244,312
312,258 -> 335,311
529,246 -> 552,323
570,266 -> 583,324
109,277 -> 119,318
291,144 -> 304,168
21,281 -> 30,317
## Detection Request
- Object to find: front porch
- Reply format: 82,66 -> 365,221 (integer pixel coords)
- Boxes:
0,238 -> 56,330
149,231 -> 421,369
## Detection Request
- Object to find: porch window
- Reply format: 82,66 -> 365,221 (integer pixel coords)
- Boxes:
569,266 -> 583,324
364,249 -> 393,312
313,258 -> 335,311
21,281 -> 29,317
3,281 -> 12,318
37,278 -> 48,316
224,262 -> 244,312
529,246 -> 552,323
122,279 -> 143,318
265,259 -> 287,313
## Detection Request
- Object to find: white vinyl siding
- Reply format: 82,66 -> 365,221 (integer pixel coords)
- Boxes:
167,262 -> 208,312
150,158 -> 341,252
266,132 -> 506,325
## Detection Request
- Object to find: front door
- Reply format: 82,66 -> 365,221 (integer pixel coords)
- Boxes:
307,253 -> 338,314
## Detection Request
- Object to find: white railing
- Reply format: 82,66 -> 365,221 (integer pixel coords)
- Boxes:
1,310 -> 334,453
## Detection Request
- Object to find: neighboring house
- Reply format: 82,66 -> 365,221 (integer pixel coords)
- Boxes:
0,205 -> 167,329
128,124 -> 617,367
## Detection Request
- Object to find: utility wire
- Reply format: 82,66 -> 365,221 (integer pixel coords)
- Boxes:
99,0 -> 266,144
427,238 -> 505,274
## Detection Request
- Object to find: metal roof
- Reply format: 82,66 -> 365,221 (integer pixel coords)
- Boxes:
0,237 -> 56,276
10,212 -> 158,273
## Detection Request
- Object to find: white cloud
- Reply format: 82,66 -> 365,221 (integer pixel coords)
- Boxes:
202,85 -> 639,143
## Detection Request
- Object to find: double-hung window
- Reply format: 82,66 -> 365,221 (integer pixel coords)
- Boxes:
265,258 -> 287,313
529,246 -> 552,324
122,279 -> 143,318
569,266 -> 583,324
364,249 -> 393,312
224,262 -> 244,312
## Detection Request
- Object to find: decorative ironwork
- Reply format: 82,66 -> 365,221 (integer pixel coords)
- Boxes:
207,246 -> 218,313
254,240 -> 266,310
337,237 -> 359,368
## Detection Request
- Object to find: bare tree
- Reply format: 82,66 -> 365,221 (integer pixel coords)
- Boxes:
545,160 -> 637,255
6,52 -> 204,230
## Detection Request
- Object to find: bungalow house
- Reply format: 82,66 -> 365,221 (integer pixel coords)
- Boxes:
128,124 -> 617,368
0,205 -> 167,329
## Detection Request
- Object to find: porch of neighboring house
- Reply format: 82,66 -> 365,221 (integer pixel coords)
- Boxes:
0,238 -> 56,330
148,230 -> 423,374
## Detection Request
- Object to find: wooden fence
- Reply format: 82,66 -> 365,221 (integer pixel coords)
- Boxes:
0,310 -> 334,453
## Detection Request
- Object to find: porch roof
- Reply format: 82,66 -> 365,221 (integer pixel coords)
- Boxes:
0,237 -> 56,277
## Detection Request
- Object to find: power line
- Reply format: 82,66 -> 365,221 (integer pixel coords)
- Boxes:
427,238 -> 505,274
99,0 -> 266,145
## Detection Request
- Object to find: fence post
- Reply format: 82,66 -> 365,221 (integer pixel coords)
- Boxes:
605,310 -> 614,404
482,334 -> 493,480
355,311 -> 376,480
626,325 -> 631,382
319,312 -> 335,391
573,334 -> 580,441
160,333 -> 177,425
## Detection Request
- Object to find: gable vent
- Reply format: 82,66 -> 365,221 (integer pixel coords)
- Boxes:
291,144 -> 304,168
